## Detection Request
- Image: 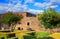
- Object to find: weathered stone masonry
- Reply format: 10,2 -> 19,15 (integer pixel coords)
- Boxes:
15,12 -> 41,31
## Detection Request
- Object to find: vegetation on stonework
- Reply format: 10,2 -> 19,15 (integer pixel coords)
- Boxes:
0,12 -> 22,26
38,8 -> 60,29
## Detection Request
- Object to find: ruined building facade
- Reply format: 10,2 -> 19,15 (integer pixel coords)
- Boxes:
15,12 -> 42,31
0,12 -> 45,31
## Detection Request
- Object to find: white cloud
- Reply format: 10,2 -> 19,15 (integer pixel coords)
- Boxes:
7,3 -> 28,12
0,0 -> 42,14
0,3 -> 42,14
0,0 -> 29,13
0,5 -> 8,10
34,2 -> 45,8
44,0 -> 60,4
34,1 -> 58,9
24,0 -> 34,4
49,5 -> 58,8
9,0 -> 21,4
50,0 -> 60,3
28,9 -> 43,14
0,0 -> 59,14
0,0 -> 22,11
34,2 -> 52,8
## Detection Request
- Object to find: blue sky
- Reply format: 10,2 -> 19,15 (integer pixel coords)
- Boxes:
0,0 -> 60,14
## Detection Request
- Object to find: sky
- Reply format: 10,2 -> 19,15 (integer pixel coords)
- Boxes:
0,0 -> 60,14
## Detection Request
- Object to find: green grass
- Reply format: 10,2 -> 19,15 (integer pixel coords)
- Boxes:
0,30 -> 50,39
0,33 -> 9,39
14,30 -> 50,39
35,32 -> 50,38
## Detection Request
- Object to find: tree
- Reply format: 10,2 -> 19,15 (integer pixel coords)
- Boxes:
38,8 -> 60,29
1,12 -> 22,26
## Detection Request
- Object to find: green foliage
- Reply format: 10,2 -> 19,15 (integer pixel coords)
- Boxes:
2,12 -> 13,24
38,8 -> 60,29
1,12 -> 22,26
44,23 -> 54,29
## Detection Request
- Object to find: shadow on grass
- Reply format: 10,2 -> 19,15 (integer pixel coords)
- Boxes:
38,37 -> 54,39
23,35 -> 36,39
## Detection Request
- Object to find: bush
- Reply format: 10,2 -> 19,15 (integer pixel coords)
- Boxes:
44,23 -> 54,29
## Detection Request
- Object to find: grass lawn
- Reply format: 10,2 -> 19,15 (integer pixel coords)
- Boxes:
35,32 -> 50,38
0,30 -> 50,39
14,30 -> 50,39
0,33 -> 10,39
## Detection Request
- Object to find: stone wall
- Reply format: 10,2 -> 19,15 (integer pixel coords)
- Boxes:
15,12 -> 44,31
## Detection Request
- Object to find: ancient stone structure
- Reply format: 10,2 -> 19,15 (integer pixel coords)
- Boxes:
15,12 -> 42,31
0,12 -> 45,31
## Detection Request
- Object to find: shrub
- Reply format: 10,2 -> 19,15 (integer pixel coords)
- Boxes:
44,23 -> 54,29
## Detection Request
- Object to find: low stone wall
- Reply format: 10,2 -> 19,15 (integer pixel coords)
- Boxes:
45,28 -> 60,33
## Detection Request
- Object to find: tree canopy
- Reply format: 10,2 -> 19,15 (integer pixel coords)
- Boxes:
38,8 -> 60,29
1,12 -> 22,26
